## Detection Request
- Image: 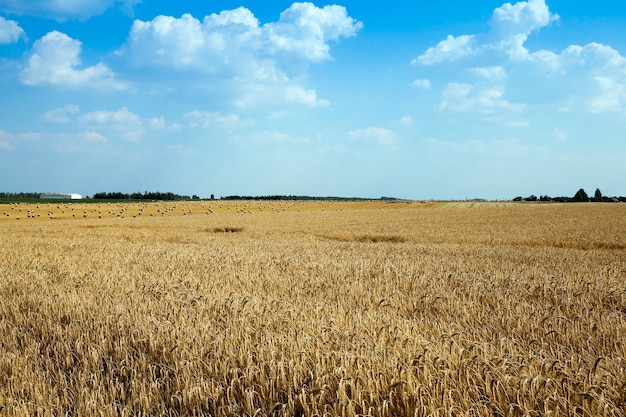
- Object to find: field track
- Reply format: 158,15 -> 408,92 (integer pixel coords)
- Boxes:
1,201 -> 625,416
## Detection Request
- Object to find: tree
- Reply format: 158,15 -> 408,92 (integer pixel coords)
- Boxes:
573,188 -> 589,202
594,188 -> 603,202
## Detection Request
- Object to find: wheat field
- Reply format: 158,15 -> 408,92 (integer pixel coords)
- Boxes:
0,201 -> 625,416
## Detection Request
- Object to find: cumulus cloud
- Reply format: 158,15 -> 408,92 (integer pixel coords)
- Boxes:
0,16 -> 25,43
0,0 -> 141,21
148,117 -> 166,130
122,3 -> 361,107
233,83 -> 331,109
348,127 -> 395,145
414,0 -> 558,65
20,31 -> 127,90
413,0 -> 626,117
41,105 -> 81,123
439,82 -> 523,115
415,34 -> 477,66
184,111 -> 249,130
469,66 -> 506,79
80,107 -> 145,141
126,13 -> 211,70
125,4 -> 360,68
78,131 -> 107,143
148,117 -> 182,131
283,85 -> 330,107
265,3 -> 363,62
411,78 -> 431,89
489,0 -> 557,39
589,76 -> 626,113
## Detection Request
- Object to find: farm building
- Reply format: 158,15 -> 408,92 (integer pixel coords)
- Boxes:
40,193 -> 83,200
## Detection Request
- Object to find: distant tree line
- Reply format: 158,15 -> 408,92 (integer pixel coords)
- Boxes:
220,195 -> 400,201
92,191 -> 199,201
0,192 -> 42,199
1,192 -> 398,202
513,188 -> 626,203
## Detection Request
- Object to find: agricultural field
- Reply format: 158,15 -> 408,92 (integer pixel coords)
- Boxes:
0,201 -> 625,416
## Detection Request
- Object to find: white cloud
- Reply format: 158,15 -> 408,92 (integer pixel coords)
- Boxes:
283,85 -> 330,107
80,107 -> 145,141
0,129 -> 106,153
125,4 -> 361,68
0,0 -> 141,21
0,16 -> 25,43
411,78 -> 431,89
122,4 -> 361,108
530,42 -> 626,74
414,0 -> 558,65
149,117 -> 166,130
206,7 -> 260,28
148,117 -> 181,131
126,14 -> 209,69
413,0 -> 626,118
415,34 -> 476,66
469,66 -> 506,79
489,0 -> 557,39
400,116 -> 414,126
41,105 -> 80,123
20,31 -> 127,91
589,76 -> 626,113
439,82 -> 523,115
233,83 -> 330,109
43,132 -> 109,153
78,131 -> 107,142
348,127 -> 395,145
265,3 -> 363,62
184,111 -> 248,130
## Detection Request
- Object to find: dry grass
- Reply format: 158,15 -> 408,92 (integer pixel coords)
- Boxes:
0,201 -> 625,416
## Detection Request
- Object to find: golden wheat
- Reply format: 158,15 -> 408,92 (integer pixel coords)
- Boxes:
0,201 -> 624,416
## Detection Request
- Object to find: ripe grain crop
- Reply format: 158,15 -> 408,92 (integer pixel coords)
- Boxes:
0,201 -> 625,416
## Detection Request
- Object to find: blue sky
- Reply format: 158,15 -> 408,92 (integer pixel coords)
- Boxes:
1,0 -> 625,199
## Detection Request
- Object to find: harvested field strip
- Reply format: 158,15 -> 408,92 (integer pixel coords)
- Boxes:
317,234 -> 407,243
206,227 -> 245,233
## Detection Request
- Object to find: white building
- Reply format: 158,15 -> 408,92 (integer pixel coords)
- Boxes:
40,193 -> 83,200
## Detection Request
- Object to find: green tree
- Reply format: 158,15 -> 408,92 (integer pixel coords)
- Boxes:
594,188 -> 603,201
574,188 -> 589,202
